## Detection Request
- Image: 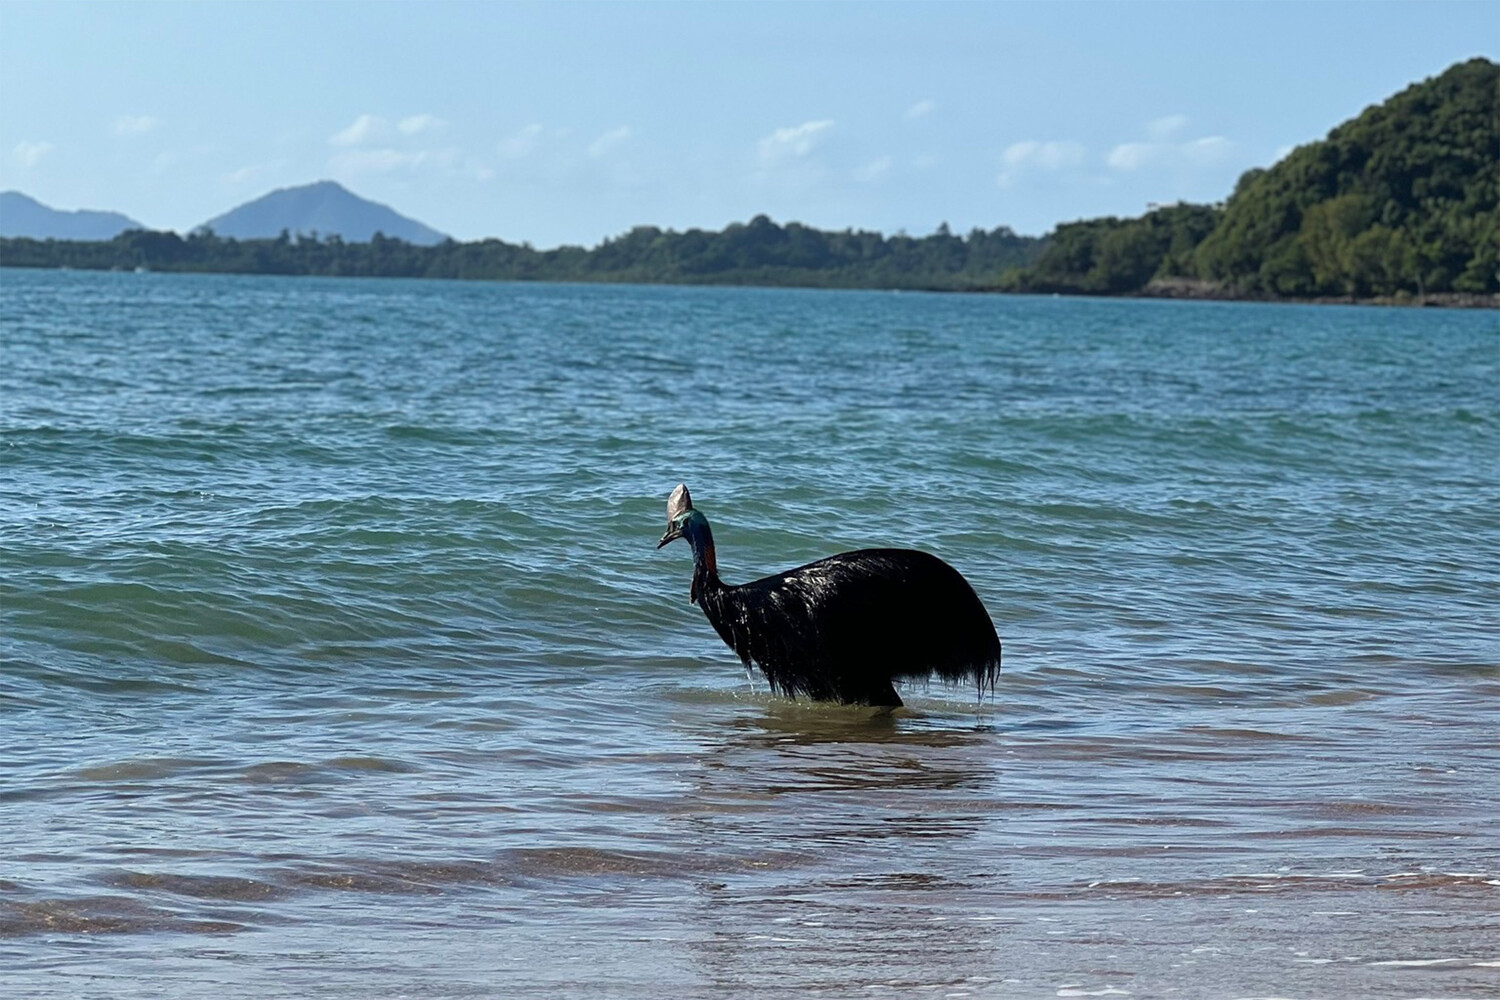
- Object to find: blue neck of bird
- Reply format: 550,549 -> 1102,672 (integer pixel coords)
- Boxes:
683,516 -> 719,604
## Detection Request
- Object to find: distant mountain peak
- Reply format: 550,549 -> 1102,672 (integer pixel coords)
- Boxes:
198,180 -> 449,245
0,191 -> 144,240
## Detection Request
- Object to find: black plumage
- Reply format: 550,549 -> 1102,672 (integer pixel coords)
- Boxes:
656,484 -> 1001,707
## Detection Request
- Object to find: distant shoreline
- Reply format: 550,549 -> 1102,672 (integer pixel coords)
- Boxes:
4,262 -> 1495,309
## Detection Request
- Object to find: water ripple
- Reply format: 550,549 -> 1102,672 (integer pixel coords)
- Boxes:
1,272 -> 1496,997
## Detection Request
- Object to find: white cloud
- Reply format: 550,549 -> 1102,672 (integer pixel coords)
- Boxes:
330,114 -> 395,147
588,126 -> 632,158
398,114 -> 447,137
1106,142 -> 1156,170
905,99 -> 936,120
113,114 -> 161,137
758,119 -> 834,165
499,123 -> 544,160
332,113 -> 447,146
1146,114 -> 1188,140
12,140 -> 53,168
855,155 -> 893,183
1271,144 -> 1296,164
1001,139 -> 1086,170
996,139 -> 1085,187
323,113 -> 480,181
1107,134 -> 1234,171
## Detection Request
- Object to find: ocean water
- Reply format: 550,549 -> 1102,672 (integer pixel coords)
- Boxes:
1,268 -> 1496,999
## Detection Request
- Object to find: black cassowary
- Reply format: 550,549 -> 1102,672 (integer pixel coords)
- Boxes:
655,484 -> 1002,707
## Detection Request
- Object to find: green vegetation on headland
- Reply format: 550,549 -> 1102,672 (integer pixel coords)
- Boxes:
1001,58 -> 1498,303
2,59 -> 1494,303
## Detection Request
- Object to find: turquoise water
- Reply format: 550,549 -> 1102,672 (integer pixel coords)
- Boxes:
2,269 -> 1497,998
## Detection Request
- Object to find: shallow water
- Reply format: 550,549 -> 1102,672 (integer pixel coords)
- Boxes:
2,270 -> 1497,997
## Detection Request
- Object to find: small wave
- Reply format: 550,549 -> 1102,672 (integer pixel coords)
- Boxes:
103,870 -> 288,902
71,756 -> 235,783
276,860 -> 500,896
1078,870 -> 1498,898
505,845 -> 806,880
1367,956 -> 1498,968
0,895 -> 245,937
381,423 -> 516,447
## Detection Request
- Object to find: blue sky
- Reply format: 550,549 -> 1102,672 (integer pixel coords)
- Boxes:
2,1 -> 1495,247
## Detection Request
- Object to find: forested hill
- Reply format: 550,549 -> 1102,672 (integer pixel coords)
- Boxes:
0,217 -> 1040,291
1003,58 -> 1498,300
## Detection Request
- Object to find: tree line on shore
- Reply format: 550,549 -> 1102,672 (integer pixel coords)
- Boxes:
2,59 -> 1493,300
0,218 -> 1041,291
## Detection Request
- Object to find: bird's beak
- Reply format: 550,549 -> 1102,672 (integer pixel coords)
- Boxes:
657,525 -> 683,549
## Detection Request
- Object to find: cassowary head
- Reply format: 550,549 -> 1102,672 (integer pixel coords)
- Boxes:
657,484 -> 717,603
656,483 -> 704,550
